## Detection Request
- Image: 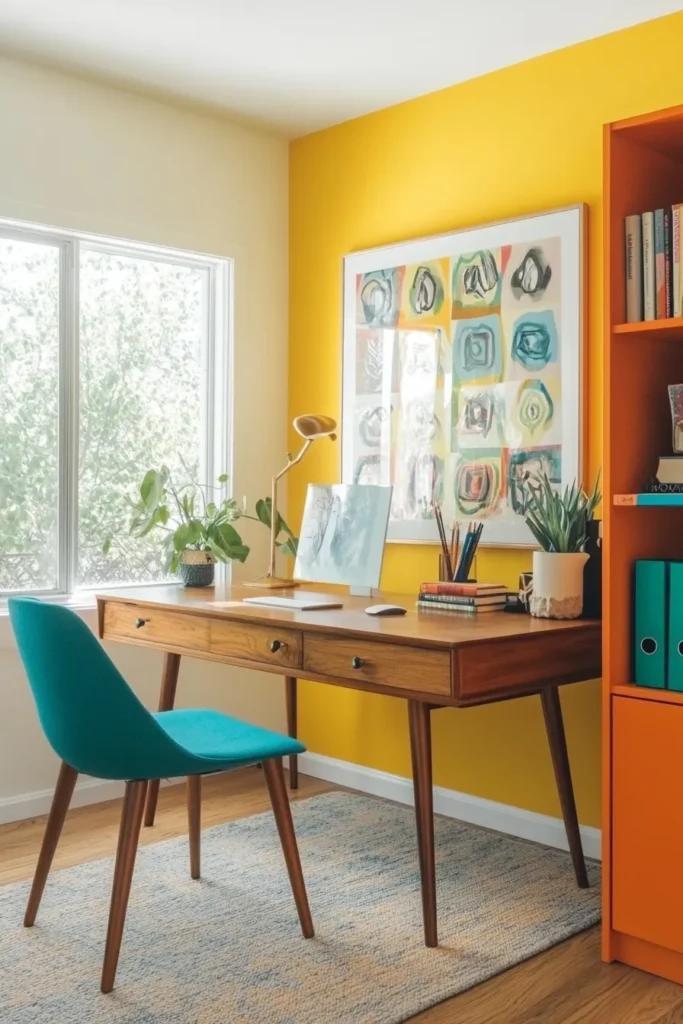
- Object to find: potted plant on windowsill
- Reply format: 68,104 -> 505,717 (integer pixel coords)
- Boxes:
111,466 -> 298,588
523,472 -> 601,619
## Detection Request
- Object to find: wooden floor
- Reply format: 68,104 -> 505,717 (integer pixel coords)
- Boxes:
1,769 -> 682,1023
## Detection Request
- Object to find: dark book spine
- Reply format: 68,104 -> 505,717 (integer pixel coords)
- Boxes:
655,208 -> 666,319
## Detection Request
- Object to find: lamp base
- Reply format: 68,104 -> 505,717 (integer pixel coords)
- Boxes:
243,576 -> 301,590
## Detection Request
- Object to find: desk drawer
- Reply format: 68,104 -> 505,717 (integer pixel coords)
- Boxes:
102,602 -> 210,651
303,634 -> 451,695
210,620 -> 302,670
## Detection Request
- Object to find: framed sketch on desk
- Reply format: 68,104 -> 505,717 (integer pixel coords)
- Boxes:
341,205 -> 586,547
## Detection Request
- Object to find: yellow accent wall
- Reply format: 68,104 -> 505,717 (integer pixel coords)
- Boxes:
289,12 -> 683,829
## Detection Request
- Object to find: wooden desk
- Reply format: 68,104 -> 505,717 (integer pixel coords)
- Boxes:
97,585 -> 601,947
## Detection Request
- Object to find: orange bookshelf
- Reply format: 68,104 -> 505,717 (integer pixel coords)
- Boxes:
613,317 -> 683,339
604,102 -> 683,985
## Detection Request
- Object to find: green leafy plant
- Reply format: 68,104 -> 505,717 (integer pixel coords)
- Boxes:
255,497 -> 299,559
523,472 -> 601,553
116,466 -> 249,573
104,466 -> 300,575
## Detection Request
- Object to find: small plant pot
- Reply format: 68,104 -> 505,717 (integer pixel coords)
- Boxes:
530,551 -> 589,619
178,551 -> 215,588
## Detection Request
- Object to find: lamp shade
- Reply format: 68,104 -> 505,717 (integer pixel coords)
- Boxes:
293,414 -> 337,441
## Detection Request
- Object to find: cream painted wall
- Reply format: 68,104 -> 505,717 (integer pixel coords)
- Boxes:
0,56 -> 289,816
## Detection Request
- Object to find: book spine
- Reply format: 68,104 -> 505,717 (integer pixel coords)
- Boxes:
416,601 -> 498,613
674,205 -> 682,319
665,207 -> 673,318
655,208 -> 666,319
418,593 -> 506,606
625,214 -> 643,323
642,212 -> 656,321
419,583 -> 503,596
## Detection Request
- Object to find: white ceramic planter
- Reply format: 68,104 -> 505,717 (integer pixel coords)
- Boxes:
530,551 -> 589,619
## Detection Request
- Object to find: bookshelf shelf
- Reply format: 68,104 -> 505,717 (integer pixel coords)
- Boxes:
614,317 -> 683,338
612,683 -> 683,706
613,494 -> 683,506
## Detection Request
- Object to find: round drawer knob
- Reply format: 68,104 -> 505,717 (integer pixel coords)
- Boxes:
269,639 -> 287,653
351,656 -> 365,670
134,617 -> 147,629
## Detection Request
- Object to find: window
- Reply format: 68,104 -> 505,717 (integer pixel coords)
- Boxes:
0,221 -> 231,598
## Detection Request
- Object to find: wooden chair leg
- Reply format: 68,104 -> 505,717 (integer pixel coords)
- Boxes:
24,761 -> 79,927
285,676 -> 299,790
541,686 -> 589,889
101,780 -> 147,994
144,652 -> 181,827
262,758 -> 313,939
408,699 -> 438,947
187,775 -> 201,880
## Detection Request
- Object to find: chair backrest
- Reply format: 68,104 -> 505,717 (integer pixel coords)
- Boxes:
9,598 -> 190,781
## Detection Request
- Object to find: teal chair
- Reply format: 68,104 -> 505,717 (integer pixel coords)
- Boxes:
9,598 -> 313,993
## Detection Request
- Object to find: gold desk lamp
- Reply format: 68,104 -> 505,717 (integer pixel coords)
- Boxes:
245,413 -> 337,589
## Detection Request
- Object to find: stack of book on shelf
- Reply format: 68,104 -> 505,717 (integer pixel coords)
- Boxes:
417,581 -> 509,614
624,205 -> 683,322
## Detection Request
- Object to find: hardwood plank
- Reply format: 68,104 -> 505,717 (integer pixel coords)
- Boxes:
1,771 -> 677,1024
0,769 -> 330,886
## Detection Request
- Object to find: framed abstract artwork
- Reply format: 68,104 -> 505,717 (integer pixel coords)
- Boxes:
341,206 -> 585,547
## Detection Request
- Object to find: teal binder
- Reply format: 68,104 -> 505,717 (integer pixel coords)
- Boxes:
668,563 -> 683,691
634,560 -> 668,689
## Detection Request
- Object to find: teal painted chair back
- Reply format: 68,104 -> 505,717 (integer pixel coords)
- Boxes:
9,598 -> 196,781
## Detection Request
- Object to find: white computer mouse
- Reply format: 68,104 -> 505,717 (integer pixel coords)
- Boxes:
365,604 -> 407,616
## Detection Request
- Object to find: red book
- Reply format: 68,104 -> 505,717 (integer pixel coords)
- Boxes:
420,582 -> 507,596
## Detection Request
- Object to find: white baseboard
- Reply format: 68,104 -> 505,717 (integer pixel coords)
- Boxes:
1,754 -> 601,863
0,777 -> 176,826
298,751 -> 601,862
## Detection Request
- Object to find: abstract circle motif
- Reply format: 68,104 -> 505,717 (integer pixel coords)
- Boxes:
406,402 -> 440,444
462,393 -> 495,438
409,266 -> 443,315
461,324 -> 495,372
510,247 -> 552,299
462,251 -> 499,301
512,321 -> 552,370
361,277 -> 392,325
358,406 -> 390,448
454,460 -> 499,515
516,380 -> 554,437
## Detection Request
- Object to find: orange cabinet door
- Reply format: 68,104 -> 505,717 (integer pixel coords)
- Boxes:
613,696 -> 683,952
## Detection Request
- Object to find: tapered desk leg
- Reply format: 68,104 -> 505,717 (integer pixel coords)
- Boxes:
285,676 -> 298,790
541,686 -> 589,889
144,652 -> 181,827
408,699 -> 437,947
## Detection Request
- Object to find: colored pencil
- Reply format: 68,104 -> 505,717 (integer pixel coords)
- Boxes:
432,502 -> 453,580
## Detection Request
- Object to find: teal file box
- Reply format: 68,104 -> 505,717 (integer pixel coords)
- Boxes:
634,560 -> 668,689
668,563 -> 683,691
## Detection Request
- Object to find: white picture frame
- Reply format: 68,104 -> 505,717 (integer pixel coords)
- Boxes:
341,205 -> 585,547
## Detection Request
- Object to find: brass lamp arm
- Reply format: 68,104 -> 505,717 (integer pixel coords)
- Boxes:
269,439 -> 312,577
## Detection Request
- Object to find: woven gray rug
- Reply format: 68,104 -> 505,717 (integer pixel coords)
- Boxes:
0,791 -> 600,1023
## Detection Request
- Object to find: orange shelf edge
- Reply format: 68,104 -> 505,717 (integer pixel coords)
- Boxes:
613,317 -> 683,338
611,683 -> 683,707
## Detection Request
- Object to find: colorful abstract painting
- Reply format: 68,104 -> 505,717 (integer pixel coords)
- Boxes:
342,207 -> 584,546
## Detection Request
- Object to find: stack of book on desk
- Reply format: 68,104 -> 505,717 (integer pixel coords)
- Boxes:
417,582 -> 509,614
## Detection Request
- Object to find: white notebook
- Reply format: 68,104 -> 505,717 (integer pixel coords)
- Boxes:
242,593 -> 342,611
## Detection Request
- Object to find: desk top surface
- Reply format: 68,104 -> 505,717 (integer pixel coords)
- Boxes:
98,585 -> 601,650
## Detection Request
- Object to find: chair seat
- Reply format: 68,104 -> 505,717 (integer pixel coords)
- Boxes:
153,708 -> 304,772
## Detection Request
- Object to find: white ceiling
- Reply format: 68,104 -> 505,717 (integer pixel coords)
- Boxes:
0,1 -> 680,137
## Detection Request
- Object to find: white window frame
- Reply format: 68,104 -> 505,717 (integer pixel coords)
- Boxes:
0,217 -> 233,600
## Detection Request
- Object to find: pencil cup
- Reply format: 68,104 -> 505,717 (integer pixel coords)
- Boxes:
439,555 -> 449,582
